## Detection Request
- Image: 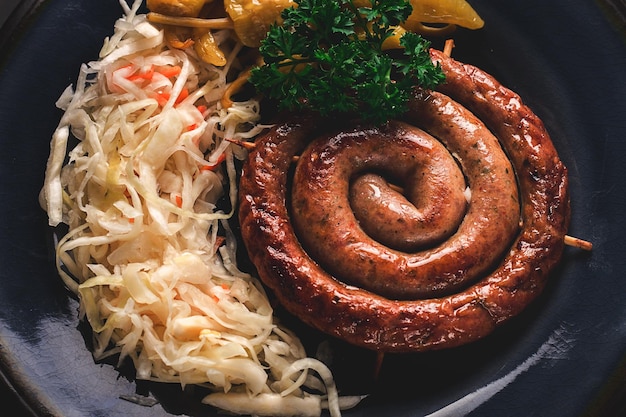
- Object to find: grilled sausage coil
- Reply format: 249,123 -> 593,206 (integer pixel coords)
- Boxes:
238,50 -> 570,352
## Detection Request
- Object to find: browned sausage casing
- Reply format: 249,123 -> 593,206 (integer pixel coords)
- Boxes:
238,50 -> 570,352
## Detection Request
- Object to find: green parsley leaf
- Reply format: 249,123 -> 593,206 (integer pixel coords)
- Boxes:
249,0 -> 445,125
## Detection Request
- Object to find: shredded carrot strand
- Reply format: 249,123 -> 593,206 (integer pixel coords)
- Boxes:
185,123 -> 199,132
213,236 -> 226,252
200,153 -> 226,171
156,65 -> 182,78
127,65 -> 155,82
175,87 -> 189,104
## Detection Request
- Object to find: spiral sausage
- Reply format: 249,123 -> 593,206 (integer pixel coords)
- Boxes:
291,116 -> 520,300
238,50 -> 570,352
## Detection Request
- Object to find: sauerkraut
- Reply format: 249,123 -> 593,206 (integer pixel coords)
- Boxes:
39,1 -> 355,415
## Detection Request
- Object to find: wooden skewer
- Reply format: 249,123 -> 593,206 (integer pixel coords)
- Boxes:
564,235 -> 593,251
443,38 -> 455,57
373,351 -> 385,381
224,138 -> 256,151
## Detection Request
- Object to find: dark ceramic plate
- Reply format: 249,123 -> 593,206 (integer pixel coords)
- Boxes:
1,0 -> 625,416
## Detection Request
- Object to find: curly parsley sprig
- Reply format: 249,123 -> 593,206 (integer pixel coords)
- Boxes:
249,0 -> 445,124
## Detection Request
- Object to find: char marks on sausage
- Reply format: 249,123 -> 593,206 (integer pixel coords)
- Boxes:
237,50 -> 570,352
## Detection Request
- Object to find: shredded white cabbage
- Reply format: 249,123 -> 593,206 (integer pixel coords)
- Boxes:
40,1 -> 354,415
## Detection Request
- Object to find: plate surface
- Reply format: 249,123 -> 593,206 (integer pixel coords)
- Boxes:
1,0 -> 625,416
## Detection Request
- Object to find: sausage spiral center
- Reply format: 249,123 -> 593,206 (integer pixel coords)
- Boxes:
349,171 -> 463,252
297,122 -> 469,252
238,50 -> 570,352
